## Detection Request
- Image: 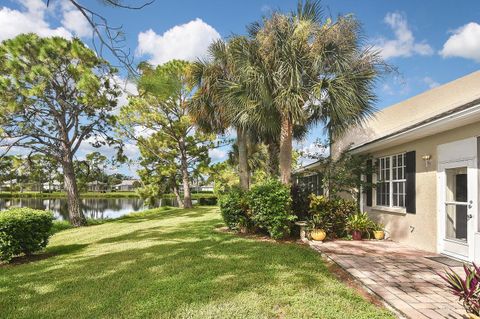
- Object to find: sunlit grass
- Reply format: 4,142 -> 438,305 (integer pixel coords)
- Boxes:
0,206 -> 394,319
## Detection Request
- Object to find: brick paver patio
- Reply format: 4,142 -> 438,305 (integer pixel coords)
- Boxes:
310,240 -> 466,319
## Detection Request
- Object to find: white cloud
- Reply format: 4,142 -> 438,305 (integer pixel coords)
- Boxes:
440,22 -> 480,62
374,12 -> 433,59
423,76 -> 440,89
136,18 -> 221,65
0,0 -> 93,42
112,75 -> 138,112
209,148 -> 227,162
60,2 -> 92,38
0,0 -> 71,41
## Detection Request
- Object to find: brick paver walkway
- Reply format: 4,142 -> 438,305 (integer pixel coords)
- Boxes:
310,240 -> 466,319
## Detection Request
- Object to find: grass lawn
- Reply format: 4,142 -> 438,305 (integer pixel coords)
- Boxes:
0,207 -> 394,319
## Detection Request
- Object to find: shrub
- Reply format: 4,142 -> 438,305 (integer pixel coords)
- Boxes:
345,212 -> 375,235
308,195 -> 357,238
291,183 -> 311,221
439,263 -> 480,316
248,179 -> 296,239
219,188 -> 249,231
0,208 -> 54,262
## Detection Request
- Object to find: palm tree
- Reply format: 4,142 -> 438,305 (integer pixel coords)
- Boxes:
232,0 -> 383,185
189,39 -> 280,190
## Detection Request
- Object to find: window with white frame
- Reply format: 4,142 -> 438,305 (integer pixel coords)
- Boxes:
376,153 -> 406,208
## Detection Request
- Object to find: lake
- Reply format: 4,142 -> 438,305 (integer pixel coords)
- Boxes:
0,197 -> 187,220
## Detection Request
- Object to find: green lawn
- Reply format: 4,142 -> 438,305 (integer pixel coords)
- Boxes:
0,207 -> 394,319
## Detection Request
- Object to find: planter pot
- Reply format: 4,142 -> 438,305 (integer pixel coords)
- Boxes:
352,230 -> 362,240
373,230 -> 385,240
468,314 -> 480,319
311,229 -> 326,241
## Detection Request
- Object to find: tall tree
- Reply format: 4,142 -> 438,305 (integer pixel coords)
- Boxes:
189,39 -> 280,190
233,0 -> 383,184
0,34 -> 120,226
119,60 -> 213,208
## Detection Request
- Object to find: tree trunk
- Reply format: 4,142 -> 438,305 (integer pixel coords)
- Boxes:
267,140 -> 280,177
237,127 -> 250,190
172,181 -> 184,208
62,156 -> 86,226
179,140 -> 193,209
279,115 -> 293,185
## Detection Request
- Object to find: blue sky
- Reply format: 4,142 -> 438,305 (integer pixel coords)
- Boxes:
1,0 -> 479,172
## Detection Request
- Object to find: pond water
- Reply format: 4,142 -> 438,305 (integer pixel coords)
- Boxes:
0,197 -> 188,220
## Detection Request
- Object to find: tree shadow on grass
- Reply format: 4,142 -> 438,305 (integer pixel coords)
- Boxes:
1,244 -> 88,268
0,207 -> 393,319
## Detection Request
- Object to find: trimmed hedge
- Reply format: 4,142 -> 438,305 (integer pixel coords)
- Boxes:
0,208 -> 54,262
197,197 -> 218,206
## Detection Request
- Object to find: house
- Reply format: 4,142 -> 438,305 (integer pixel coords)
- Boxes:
333,70 -> 480,263
42,181 -> 62,191
87,181 -> 108,192
191,183 -> 215,193
0,179 -> 17,191
113,180 -> 140,192
293,161 -> 323,196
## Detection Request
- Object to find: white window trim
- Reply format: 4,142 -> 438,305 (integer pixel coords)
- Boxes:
375,153 -> 406,208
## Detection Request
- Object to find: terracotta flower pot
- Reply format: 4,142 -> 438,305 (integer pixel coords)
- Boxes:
352,230 -> 362,240
373,230 -> 385,240
311,229 -> 326,241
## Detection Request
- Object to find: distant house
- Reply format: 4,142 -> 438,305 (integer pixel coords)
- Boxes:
87,181 -> 108,192
191,183 -> 214,193
113,180 -> 140,192
42,181 -> 62,191
0,179 -> 17,191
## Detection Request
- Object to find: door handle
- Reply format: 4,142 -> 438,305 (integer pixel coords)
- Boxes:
468,214 -> 473,220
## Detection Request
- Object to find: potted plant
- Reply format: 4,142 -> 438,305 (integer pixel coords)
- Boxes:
439,263 -> 480,319
345,212 -> 372,240
372,222 -> 385,240
308,214 -> 327,241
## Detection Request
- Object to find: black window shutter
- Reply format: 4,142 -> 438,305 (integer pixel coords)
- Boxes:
366,159 -> 372,207
405,151 -> 416,214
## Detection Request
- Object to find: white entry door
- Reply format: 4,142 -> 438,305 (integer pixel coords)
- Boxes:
438,159 -> 477,261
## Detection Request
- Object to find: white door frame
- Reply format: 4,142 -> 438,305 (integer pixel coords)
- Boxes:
437,137 -> 478,262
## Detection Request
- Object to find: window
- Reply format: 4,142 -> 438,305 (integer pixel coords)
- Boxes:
376,153 -> 406,208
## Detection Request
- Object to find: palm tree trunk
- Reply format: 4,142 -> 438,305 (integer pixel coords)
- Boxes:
237,127 -> 249,190
279,115 -> 293,185
267,140 -> 279,177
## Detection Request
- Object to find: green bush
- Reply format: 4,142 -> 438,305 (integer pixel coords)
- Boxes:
308,195 -> 358,238
248,179 -> 296,239
219,188 -> 249,231
198,197 -> 218,206
0,208 -> 54,262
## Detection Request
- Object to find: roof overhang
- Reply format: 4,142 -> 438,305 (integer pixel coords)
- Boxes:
350,101 -> 480,154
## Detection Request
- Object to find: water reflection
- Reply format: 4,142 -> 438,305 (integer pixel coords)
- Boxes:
0,197 -> 188,220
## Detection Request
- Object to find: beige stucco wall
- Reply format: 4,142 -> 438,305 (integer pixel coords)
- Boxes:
362,122 -> 480,253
